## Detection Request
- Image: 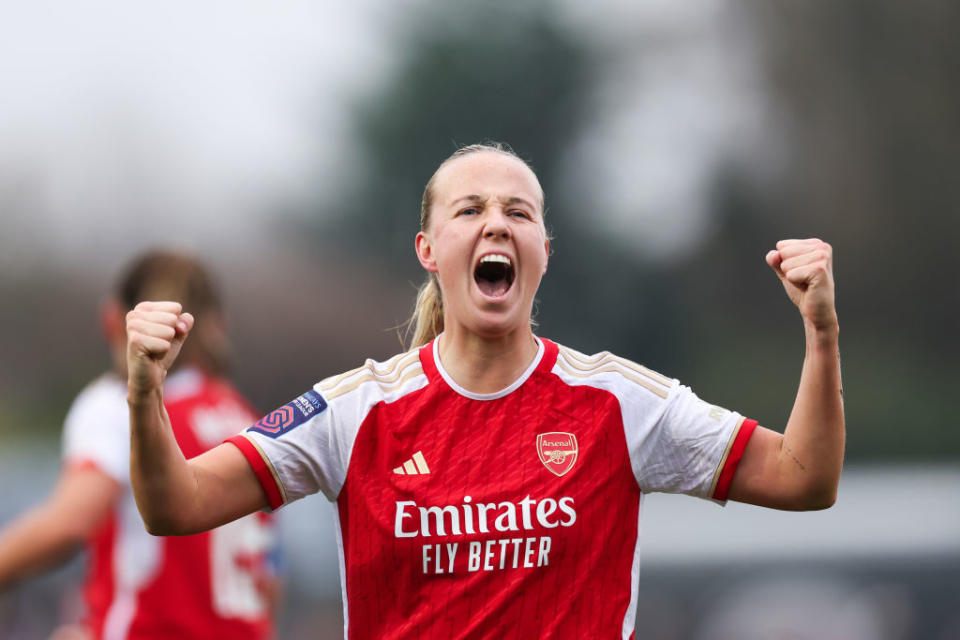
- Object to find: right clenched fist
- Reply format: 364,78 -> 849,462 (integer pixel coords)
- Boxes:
126,301 -> 194,400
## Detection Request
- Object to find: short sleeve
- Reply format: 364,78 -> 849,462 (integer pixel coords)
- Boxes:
227,383 -> 379,509
227,350 -> 429,510
61,374 -> 131,484
625,382 -> 757,503
227,385 -> 345,509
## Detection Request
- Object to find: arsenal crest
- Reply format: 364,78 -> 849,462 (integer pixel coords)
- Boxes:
537,432 -> 579,477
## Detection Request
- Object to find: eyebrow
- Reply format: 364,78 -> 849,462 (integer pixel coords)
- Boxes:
449,194 -> 537,210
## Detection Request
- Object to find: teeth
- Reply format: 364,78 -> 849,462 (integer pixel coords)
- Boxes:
480,254 -> 512,267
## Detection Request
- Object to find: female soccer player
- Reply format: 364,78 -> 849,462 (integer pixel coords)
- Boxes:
0,251 -> 278,640
126,143 -> 844,639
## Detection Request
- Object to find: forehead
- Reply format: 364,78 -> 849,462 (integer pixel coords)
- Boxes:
432,151 -> 542,209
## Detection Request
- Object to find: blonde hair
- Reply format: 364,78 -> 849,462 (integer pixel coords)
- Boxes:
406,142 -> 544,349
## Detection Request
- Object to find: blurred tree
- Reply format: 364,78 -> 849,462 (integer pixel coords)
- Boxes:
327,0 -> 589,268
681,1 -> 960,459
757,1 -> 959,459
753,1 -> 960,343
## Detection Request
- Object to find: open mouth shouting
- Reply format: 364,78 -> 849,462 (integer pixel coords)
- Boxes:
474,254 -> 515,299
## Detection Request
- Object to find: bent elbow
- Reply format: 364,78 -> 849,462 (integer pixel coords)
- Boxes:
62,522 -> 101,546
794,481 -> 839,511
818,483 -> 839,509
142,518 -> 171,537
133,491 -> 197,536
138,508 -> 195,537
804,492 -> 837,511
765,476 -> 839,511
46,521 -> 92,554
141,514 -> 177,536
144,518 -> 199,537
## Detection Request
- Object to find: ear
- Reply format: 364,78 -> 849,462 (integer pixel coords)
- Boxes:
415,231 -> 439,273
542,237 -> 551,275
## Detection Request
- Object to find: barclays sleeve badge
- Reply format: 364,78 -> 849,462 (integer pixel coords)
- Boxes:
247,389 -> 327,438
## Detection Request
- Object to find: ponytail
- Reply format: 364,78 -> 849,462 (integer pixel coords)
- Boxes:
407,274 -> 444,349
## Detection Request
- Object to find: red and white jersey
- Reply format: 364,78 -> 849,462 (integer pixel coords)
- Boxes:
63,369 -> 275,640
229,338 -> 757,640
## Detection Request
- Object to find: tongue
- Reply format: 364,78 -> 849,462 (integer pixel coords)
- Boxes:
477,277 -> 510,297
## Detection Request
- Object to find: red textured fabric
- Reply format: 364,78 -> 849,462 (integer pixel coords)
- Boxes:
337,340 -> 642,639
83,376 -> 273,640
83,507 -> 117,640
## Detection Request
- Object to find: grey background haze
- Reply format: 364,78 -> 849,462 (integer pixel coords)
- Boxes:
1,1 -> 958,638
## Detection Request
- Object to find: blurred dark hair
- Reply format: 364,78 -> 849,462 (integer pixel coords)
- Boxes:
116,250 -> 229,375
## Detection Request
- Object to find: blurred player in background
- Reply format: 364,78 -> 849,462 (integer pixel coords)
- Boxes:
124,143 -> 844,639
0,250 -> 278,640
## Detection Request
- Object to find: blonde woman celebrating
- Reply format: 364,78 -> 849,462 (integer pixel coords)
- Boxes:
126,143 -> 844,639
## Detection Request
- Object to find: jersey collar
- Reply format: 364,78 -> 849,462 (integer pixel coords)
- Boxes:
419,334 -> 558,401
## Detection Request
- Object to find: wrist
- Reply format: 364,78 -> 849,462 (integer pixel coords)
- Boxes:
127,385 -> 163,409
804,319 -> 839,352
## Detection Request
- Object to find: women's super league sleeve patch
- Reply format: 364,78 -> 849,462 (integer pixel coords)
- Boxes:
247,389 -> 327,438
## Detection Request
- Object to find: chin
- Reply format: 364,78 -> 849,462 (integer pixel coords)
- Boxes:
467,310 -> 530,340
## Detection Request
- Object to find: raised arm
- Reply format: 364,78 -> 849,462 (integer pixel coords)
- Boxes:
126,301 -> 268,535
727,239 -> 845,510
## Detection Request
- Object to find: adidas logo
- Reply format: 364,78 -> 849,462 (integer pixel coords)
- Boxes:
393,451 -> 431,475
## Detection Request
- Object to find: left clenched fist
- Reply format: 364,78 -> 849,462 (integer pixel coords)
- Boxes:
766,238 -> 838,333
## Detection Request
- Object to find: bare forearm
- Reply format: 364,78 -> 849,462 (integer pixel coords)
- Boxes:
780,323 -> 845,507
0,467 -> 118,590
126,302 -> 266,535
730,239 -> 845,510
129,389 -> 200,535
0,506 -> 82,590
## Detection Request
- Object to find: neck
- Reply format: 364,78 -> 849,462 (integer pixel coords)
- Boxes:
436,325 -> 539,394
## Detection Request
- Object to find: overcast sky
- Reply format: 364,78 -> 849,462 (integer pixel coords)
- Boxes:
0,1 -> 395,270
0,0 -> 776,273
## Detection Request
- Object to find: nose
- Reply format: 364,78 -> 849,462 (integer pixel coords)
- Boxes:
483,208 -> 511,240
